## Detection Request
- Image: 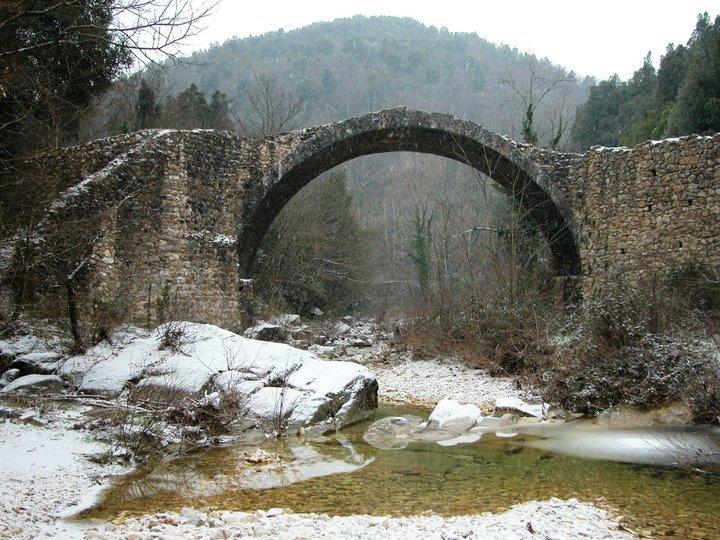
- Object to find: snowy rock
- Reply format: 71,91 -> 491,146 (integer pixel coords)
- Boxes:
0,335 -> 44,359
10,351 -> 63,375
272,314 -> 301,326
0,368 -> 20,387
1,374 -> 63,394
351,337 -> 373,348
334,322 -> 352,336
427,399 -> 482,432
290,326 -> 315,342
0,344 -> 14,371
243,322 -> 287,342
309,307 -> 324,318
494,396 -> 546,418
60,322 -> 377,432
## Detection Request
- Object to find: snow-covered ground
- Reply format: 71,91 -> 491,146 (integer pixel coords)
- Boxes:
0,317 -> 632,539
0,412 -> 128,539
82,501 -> 632,539
373,356 -> 524,412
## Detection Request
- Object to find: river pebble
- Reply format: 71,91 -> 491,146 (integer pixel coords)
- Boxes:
83,498 -> 633,539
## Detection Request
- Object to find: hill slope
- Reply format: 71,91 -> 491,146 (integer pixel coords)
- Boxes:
156,16 -> 592,142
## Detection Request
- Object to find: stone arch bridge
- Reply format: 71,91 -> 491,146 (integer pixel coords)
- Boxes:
3,108 -> 719,329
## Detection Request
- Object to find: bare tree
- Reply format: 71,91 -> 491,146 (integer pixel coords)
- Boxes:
0,0 -> 217,66
499,57 -> 575,148
234,72 -> 305,138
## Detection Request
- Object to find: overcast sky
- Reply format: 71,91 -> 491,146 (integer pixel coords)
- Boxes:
184,0 -> 718,80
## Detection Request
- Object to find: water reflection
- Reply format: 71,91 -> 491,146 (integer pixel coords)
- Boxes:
519,422 -> 720,467
115,436 -> 374,503
82,406 -> 720,538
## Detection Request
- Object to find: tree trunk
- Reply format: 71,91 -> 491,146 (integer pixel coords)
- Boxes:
65,279 -> 83,352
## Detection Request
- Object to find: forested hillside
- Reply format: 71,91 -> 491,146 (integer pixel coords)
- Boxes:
172,16 -> 594,138
571,13 -> 720,149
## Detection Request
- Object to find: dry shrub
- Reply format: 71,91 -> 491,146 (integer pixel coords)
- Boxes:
400,281 -> 558,376
541,270 -> 720,423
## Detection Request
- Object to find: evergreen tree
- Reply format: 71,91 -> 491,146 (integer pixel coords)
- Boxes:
0,0 -> 131,159
135,81 -> 160,129
571,12 -> 720,149
668,14 -> 720,135
207,91 -> 233,130
161,84 -> 233,129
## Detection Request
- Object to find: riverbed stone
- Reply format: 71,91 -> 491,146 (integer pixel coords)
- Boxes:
0,374 -> 64,394
427,399 -> 482,431
494,396 -> 545,418
363,416 -> 423,449
0,368 -> 20,388
243,322 -> 287,342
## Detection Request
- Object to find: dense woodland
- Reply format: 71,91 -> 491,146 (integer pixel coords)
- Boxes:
571,13 -> 720,149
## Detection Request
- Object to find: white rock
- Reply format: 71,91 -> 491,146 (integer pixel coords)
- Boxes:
334,322 -> 351,336
62,322 -> 377,432
13,351 -> 63,372
0,368 -> 20,387
427,399 -> 482,431
1,374 -> 63,394
494,396 -> 546,418
272,314 -> 301,326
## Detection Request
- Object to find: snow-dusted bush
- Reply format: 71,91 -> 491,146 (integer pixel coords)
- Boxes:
541,272 -> 720,423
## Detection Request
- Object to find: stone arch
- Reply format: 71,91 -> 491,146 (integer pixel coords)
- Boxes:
238,108 -> 580,276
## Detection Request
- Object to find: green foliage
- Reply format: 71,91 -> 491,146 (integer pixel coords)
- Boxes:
135,81 -> 161,130
160,84 -> 233,130
521,103 -> 538,145
135,16 -> 590,137
0,0 -> 131,159
571,13 -> 720,149
668,14 -> 720,136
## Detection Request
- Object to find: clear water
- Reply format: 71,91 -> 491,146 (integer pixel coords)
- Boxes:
80,405 -> 720,538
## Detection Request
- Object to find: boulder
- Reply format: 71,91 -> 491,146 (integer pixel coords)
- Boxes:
494,396 -> 546,419
427,399 -> 482,432
1,374 -> 63,394
272,314 -> 301,327
0,344 -> 14,373
351,337 -> 373,348
59,322 -> 378,433
0,368 -> 20,388
0,369 -> 20,388
309,307 -> 324,318
10,351 -> 63,375
596,402 -> 693,428
363,416 -> 423,450
290,326 -> 315,343
0,336 -> 48,373
334,322 -> 351,336
243,322 -> 287,343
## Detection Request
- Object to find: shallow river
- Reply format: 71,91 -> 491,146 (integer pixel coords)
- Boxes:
81,405 -> 720,538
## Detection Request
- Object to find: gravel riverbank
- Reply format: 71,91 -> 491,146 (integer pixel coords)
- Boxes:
83,501 -> 633,539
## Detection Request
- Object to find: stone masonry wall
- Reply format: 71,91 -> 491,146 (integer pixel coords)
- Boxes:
571,134 -> 720,291
2,113 -> 719,330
